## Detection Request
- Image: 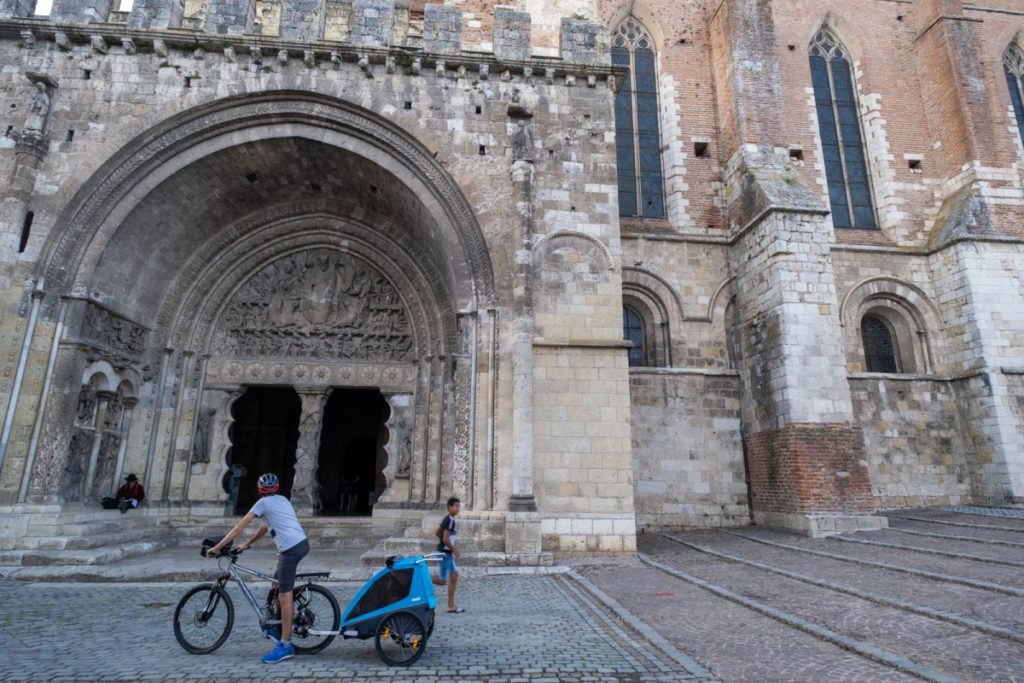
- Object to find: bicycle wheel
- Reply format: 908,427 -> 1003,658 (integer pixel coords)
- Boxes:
173,583 -> 234,654
291,583 -> 340,654
374,610 -> 427,667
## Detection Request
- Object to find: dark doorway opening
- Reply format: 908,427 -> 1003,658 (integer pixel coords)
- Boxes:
317,389 -> 390,516
228,387 -> 301,514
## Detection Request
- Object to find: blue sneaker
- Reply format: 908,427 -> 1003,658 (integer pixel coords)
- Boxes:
262,642 -> 295,664
264,627 -> 280,643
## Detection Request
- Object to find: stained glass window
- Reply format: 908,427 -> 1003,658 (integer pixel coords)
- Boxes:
862,315 -> 899,373
810,30 -> 876,229
613,19 -> 665,219
1004,44 -> 1024,147
623,306 -> 646,367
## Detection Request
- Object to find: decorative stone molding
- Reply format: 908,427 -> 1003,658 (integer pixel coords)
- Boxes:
204,359 -> 417,392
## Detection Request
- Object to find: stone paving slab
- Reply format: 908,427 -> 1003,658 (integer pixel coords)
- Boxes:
643,535 -> 1024,682
0,575 -> 706,683
574,557 -> 918,683
939,506 -> 1024,520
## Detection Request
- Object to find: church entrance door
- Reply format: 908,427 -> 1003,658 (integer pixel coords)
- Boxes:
229,387 -> 301,513
317,389 -> 389,516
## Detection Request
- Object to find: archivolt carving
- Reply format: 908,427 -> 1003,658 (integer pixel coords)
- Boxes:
211,249 -> 415,362
41,93 -> 494,304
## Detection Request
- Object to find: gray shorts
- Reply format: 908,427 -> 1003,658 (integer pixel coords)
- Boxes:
274,538 -> 309,594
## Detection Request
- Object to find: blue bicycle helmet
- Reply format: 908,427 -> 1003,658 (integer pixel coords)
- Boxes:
257,472 -> 279,496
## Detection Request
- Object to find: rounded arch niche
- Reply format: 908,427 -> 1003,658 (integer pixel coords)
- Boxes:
38,90 -> 495,313
31,92 -> 495,512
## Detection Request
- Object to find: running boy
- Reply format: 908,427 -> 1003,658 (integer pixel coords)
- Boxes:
431,497 -> 463,613
206,473 -> 308,664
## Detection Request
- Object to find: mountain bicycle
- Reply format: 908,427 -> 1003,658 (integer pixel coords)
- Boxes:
173,543 -> 340,655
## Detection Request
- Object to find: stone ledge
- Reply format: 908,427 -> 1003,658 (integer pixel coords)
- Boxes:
754,511 -> 889,538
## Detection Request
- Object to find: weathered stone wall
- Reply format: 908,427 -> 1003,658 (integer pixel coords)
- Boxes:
629,370 -> 748,529
850,377 -> 981,509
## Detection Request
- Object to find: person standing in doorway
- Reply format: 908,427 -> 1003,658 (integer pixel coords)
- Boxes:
206,473 -> 309,664
431,497 -> 464,613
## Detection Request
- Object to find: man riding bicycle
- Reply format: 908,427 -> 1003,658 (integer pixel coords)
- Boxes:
206,473 -> 309,664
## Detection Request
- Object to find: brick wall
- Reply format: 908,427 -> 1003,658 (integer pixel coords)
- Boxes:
744,423 -> 875,515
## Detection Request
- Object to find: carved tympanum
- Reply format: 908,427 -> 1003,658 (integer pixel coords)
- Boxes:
211,249 -> 415,361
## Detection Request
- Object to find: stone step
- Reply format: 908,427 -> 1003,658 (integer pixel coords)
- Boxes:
37,526 -> 168,551
359,548 -> 554,568
17,540 -> 167,567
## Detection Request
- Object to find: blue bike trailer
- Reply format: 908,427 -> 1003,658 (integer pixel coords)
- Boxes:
339,555 -> 437,640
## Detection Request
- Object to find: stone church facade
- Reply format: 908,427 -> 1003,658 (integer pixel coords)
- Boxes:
0,0 -> 1022,558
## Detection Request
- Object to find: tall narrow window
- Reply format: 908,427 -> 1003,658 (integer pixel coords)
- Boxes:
623,306 -> 646,367
18,211 -> 33,254
861,314 -> 899,373
1004,44 -> 1024,146
612,18 -> 665,219
810,30 -> 876,229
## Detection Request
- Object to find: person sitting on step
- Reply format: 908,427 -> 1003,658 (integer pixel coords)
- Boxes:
101,473 -> 145,513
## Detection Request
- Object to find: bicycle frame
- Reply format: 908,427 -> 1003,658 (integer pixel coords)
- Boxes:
211,555 -> 282,635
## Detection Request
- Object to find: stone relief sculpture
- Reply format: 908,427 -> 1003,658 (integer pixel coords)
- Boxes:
212,249 -> 415,361
191,408 -> 215,464
82,303 -> 148,357
24,82 -> 51,134
76,387 -> 97,427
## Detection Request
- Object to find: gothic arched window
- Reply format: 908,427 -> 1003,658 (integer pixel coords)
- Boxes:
613,18 -> 665,219
623,306 -> 647,367
861,314 -> 899,373
810,30 -> 876,229
1004,43 -> 1024,146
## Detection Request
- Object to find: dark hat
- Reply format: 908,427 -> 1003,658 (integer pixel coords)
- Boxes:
125,473 -> 139,482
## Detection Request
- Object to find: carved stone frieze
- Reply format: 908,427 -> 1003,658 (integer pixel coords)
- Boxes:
82,301 -> 148,358
205,358 -> 417,391
210,249 -> 415,362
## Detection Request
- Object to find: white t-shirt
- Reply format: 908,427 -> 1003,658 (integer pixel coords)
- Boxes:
250,495 -> 307,552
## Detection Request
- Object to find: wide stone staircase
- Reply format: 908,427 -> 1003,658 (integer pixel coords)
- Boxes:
0,502 -> 408,569
0,504 -> 171,567
359,514 -> 555,569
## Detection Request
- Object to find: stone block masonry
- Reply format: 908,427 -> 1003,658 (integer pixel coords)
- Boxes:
279,0 -> 327,42
560,17 -> 609,67
423,4 -> 461,56
0,0 -> 32,20
204,0 -> 256,36
493,7 -> 531,62
128,0 -> 185,31
49,0 -> 113,23
351,0 -> 395,48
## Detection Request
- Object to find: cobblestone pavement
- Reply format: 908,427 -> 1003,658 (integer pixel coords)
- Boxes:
0,574 -> 706,683
576,508 -> 1024,683
6,508 -> 1024,682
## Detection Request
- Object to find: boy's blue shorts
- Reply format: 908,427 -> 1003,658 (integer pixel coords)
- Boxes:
440,552 -> 458,580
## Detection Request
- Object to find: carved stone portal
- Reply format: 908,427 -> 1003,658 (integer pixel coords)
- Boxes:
211,249 -> 415,361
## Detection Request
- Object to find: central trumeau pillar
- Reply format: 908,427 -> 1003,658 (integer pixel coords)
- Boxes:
293,389 -> 329,514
